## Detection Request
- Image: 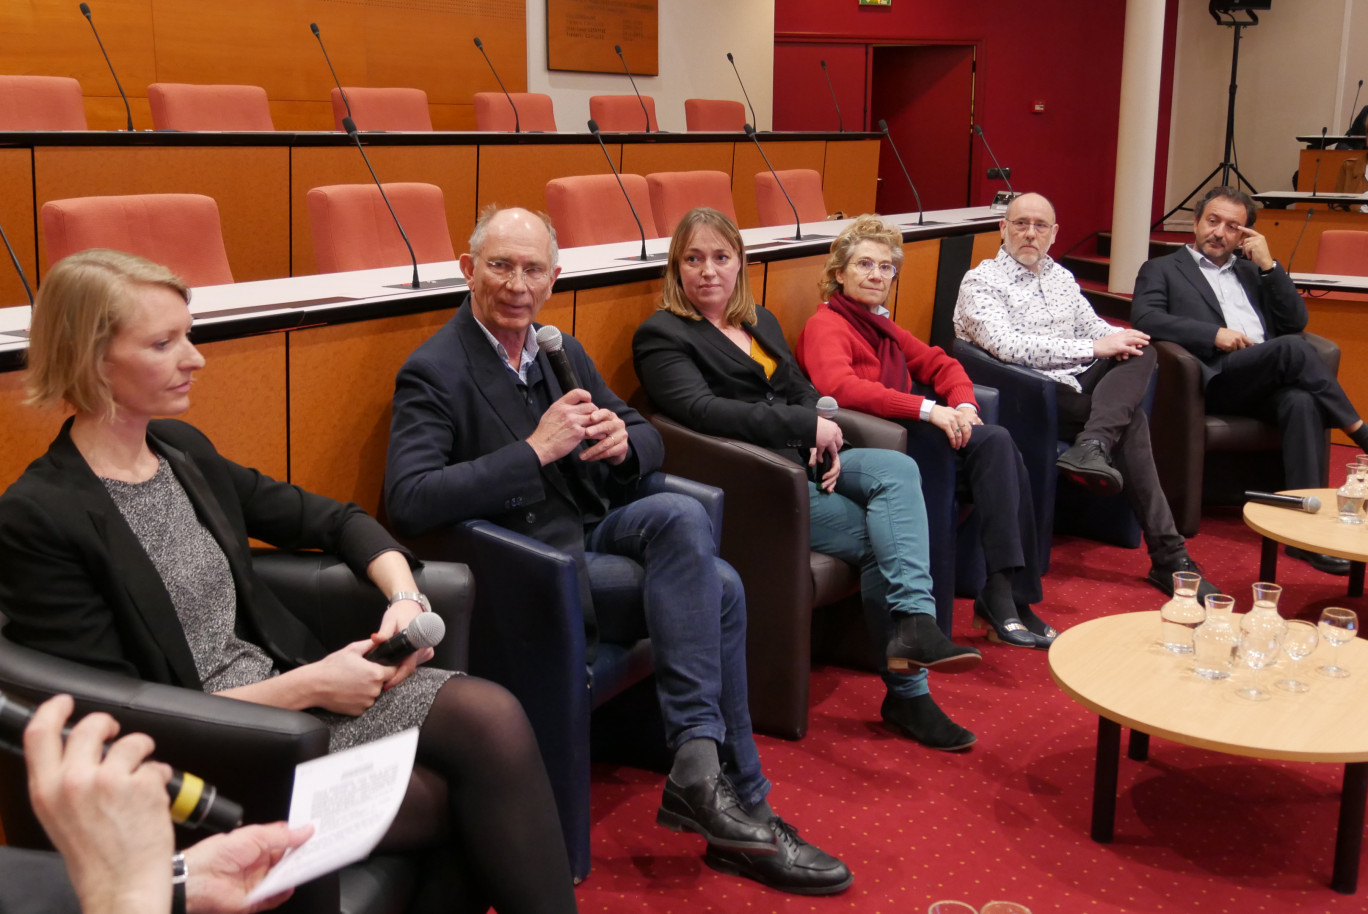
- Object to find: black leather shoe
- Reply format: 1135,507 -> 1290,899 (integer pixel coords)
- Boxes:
880,693 -> 977,751
657,774 -> 777,854
1017,604 -> 1058,648
1286,545 -> 1352,576
1057,439 -> 1124,495
971,596 -> 1038,648
1146,554 -> 1221,601
704,817 -> 852,896
887,612 -> 982,673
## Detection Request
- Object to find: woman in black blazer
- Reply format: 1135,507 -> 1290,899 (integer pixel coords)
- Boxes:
632,208 -> 982,752
0,250 -> 576,913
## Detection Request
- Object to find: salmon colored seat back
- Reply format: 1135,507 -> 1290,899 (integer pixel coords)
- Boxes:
307,183 -> 455,273
588,95 -> 658,132
755,169 -> 828,226
331,87 -> 433,132
545,174 -> 660,248
148,83 -> 274,131
1314,230 -> 1368,276
41,194 -> 233,286
473,92 -> 557,132
645,171 -> 738,237
0,75 -> 86,130
684,99 -> 745,132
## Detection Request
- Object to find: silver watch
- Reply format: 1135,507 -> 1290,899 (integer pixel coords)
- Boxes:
388,591 -> 431,613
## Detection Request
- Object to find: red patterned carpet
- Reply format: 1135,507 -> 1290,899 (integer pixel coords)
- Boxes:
576,449 -> 1368,913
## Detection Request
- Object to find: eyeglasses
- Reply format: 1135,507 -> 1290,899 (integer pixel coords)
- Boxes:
1007,219 -> 1053,234
483,259 -> 552,286
847,258 -> 898,279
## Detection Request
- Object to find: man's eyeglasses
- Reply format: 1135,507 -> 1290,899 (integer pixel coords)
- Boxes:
1007,219 -> 1053,234
847,258 -> 898,279
484,259 -> 552,285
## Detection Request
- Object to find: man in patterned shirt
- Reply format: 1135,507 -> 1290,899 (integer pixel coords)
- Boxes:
954,192 -> 1216,599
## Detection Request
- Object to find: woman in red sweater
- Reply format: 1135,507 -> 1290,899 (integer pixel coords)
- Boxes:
796,215 -> 1053,649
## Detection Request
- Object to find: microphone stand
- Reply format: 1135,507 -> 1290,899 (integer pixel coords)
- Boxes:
820,60 -> 844,132
614,44 -> 652,132
474,36 -> 520,133
311,22 -> 352,120
79,3 -> 133,131
587,120 -> 665,261
726,53 -> 758,130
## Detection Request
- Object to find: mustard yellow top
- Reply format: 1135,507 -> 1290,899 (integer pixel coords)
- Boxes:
750,335 -> 778,379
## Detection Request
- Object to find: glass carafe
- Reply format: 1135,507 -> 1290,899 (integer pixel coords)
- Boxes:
1337,462 -> 1366,524
1241,581 -> 1288,643
1193,595 -> 1239,679
1159,571 -> 1205,653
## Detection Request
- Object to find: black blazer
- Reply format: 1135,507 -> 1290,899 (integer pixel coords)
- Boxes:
0,419 -> 407,688
385,300 -> 663,558
1130,247 -> 1306,383
633,306 -> 819,467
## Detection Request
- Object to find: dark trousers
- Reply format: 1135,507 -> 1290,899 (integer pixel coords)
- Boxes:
1055,346 -> 1185,562
1205,335 -> 1359,490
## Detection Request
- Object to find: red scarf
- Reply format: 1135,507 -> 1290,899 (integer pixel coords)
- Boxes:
826,290 -> 910,393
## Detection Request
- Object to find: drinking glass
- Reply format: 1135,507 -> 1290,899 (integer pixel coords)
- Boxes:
1318,607 -> 1359,678
1234,623 -> 1282,701
1274,619 -> 1319,692
926,903 -> 977,914
979,904 -> 1033,914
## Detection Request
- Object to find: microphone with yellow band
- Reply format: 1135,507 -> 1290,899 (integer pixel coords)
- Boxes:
1,690 -> 243,833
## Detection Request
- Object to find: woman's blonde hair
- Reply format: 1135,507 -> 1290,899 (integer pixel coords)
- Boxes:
26,249 -> 189,418
659,207 -> 757,327
818,214 -> 905,299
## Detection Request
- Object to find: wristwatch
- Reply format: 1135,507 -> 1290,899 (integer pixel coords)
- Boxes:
1259,260 -> 1279,276
388,591 -> 431,613
171,852 -> 188,914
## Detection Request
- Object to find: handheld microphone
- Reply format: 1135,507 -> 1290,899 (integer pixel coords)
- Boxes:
1287,209 -> 1313,273
586,120 -> 663,261
745,123 -> 826,242
812,396 -> 838,487
363,612 -> 446,665
0,691 -> 244,833
79,3 -> 133,132
311,22 -> 352,121
877,119 -> 937,227
0,219 -> 34,309
972,124 -> 1017,209
1312,127 -> 1327,196
474,37 -> 520,133
535,325 -> 584,395
614,44 -> 652,133
819,60 -> 844,133
1244,490 -> 1322,513
726,52 -> 758,130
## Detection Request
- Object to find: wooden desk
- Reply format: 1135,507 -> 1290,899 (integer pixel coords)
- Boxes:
1244,488 -> 1368,597
1050,610 -> 1368,893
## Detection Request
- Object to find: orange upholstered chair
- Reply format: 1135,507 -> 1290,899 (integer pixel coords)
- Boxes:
684,99 -> 746,132
754,169 -> 829,226
1312,230 -> 1368,303
331,87 -> 433,132
588,95 -> 659,132
473,92 -> 557,132
544,174 -> 660,248
0,75 -> 87,130
307,183 -> 455,273
645,171 -> 738,237
41,194 -> 233,287
148,83 -> 274,131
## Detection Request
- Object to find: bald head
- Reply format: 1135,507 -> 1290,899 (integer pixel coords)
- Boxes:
1000,192 -> 1059,273
1005,192 -> 1056,225
460,206 -> 563,353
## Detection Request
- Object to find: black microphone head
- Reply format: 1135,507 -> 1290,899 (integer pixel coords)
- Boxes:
309,21 -> 319,35
473,36 -> 483,48
820,59 -> 827,70
79,2 -> 91,16
727,52 -> 734,62
744,122 -> 756,137
342,116 -> 357,134
535,325 -> 564,353
877,119 -> 889,133
587,119 -> 600,134
614,44 -> 623,55
405,612 -> 446,650
973,124 -> 984,136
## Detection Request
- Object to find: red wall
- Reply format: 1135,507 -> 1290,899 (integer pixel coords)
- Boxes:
775,0 -> 1178,253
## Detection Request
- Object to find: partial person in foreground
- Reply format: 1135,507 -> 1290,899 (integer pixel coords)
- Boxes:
1,693 -> 310,914
632,207 -> 983,753
796,214 -> 1053,649
385,206 -> 851,896
954,192 -> 1218,600
0,249 -> 577,913
1131,185 -> 1368,576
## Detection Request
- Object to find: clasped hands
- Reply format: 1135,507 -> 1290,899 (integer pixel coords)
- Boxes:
928,404 -> 982,449
528,389 -> 631,467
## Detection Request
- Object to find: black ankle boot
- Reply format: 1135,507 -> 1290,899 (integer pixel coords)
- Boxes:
880,693 -> 976,751
886,613 -> 981,674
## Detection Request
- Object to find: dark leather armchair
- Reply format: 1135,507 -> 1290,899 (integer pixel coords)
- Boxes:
392,471 -> 723,883
953,340 -> 1154,564
1149,334 -> 1341,537
0,553 -> 473,914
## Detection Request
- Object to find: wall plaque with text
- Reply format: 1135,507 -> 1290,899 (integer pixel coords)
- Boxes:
547,0 -> 658,75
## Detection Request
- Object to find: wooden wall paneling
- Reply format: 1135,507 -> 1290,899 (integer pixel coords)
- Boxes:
362,4 -> 527,103
477,144 -> 616,217
571,280 -> 663,403
756,254 -> 827,347
182,335 -> 288,481
540,289 -> 576,338
1297,149 -> 1361,193
731,141 -> 825,229
33,146 -> 290,282
747,262 -> 765,309
619,142 -> 735,180
890,238 -> 941,342
0,149 -> 35,308
288,308 -> 457,514
1306,295 -> 1368,447
1259,208 -> 1368,275
268,101 -> 337,133
432,105 -> 477,132
822,139 -> 880,219
0,371 -> 67,490
290,145 -> 479,276
970,227 -> 1003,269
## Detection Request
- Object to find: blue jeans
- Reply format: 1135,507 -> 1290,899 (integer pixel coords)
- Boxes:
585,493 -> 768,808
808,448 -> 936,700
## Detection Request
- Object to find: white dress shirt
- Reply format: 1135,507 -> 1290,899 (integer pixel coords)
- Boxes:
1185,244 -> 1265,344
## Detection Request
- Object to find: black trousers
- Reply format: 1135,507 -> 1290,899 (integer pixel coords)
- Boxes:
1054,346 -> 1185,563
1205,335 -> 1360,490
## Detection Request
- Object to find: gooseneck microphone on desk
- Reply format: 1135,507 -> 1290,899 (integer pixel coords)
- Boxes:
79,3 -> 133,131
0,219 -> 34,310
745,124 -> 831,242
586,120 -> 665,262
819,60 -> 843,133
474,36 -> 520,133
1311,126 -> 1328,196
972,124 -> 1017,208
0,690 -> 244,833
310,22 -> 352,121
726,53 -> 759,131
614,44 -> 653,133
877,119 -> 938,227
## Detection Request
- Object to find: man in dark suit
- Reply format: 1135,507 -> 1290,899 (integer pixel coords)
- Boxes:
384,206 -> 850,896
1131,185 -> 1368,575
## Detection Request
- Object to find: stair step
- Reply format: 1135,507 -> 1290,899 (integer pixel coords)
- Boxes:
1061,253 -> 1110,285
1078,279 -> 1132,324
1097,231 -> 1186,259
